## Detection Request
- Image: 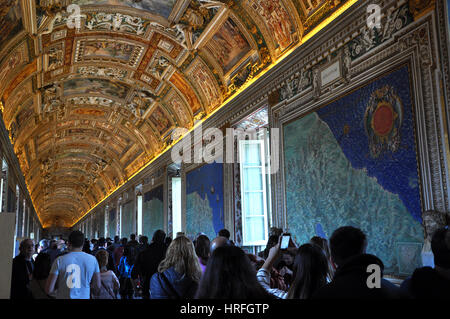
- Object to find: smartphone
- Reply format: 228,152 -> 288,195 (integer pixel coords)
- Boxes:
280,234 -> 290,250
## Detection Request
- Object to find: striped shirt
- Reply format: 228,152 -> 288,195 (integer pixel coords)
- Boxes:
257,268 -> 287,299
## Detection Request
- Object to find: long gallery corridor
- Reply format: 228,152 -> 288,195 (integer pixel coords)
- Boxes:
0,0 -> 450,306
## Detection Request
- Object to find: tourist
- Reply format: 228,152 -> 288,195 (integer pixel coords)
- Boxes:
287,244 -> 329,298
136,235 -> 150,256
118,245 -> 136,299
82,238 -> 92,254
150,236 -> 201,299
258,235 -> 279,260
258,237 -> 328,299
45,231 -> 101,299
218,228 -> 234,245
196,245 -> 274,299
400,227 -> 450,298
113,238 -> 127,271
134,230 -> 167,299
10,239 -> 35,299
91,250 -> 120,299
43,240 -> 61,265
194,234 -> 210,273
312,226 -> 401,299
210,236 -> 231,252
30,253 -> 53,299
310,236 -> 335,281
92,237 -> 115,271
127,234 -> 139,248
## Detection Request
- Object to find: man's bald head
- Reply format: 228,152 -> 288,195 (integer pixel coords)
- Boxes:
210,236 -> 231,252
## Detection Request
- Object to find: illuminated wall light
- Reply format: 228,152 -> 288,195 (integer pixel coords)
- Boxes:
68,0 -> 358,227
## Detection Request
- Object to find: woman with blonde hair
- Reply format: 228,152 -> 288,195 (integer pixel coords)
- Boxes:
91,250 -> 120,299
150,236 -> 202,299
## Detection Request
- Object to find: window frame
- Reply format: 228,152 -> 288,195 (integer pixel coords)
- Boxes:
239,139 -> 269,246
171,176 -> 182,239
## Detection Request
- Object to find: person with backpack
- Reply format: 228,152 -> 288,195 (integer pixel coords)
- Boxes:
91,250 -> 120,299
118,245 -> 136,299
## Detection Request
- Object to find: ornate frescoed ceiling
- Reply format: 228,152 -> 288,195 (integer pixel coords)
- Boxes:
0,0 -> 352,228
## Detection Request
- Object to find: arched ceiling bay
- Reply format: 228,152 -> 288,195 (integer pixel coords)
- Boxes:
0,0 -> 352,227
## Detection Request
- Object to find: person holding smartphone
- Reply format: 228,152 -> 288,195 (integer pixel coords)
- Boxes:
256,234 -> 329,299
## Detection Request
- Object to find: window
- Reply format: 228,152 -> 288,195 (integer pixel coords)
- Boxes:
239,139 -> 268,246
137,193 -> 143,236
104,208 -> 109,238
118,204 -> 122,238
172,177 -> 182,239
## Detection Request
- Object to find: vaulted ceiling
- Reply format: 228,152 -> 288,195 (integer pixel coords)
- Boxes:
0,0 -> 351,228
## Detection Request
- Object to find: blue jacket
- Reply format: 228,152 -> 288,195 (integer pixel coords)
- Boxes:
118,256 -> 133,279
150,267 -> 198,299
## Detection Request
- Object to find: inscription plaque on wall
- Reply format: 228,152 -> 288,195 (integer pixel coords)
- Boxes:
321,60 -> 341,87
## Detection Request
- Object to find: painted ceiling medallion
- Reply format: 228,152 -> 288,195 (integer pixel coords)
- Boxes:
365,85 -> 403,158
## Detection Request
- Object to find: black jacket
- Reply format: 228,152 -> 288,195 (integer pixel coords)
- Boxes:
10,254 -> 33,299
313,254 -> 402,299
134,242 -> 167,298
400,267 -> 450,299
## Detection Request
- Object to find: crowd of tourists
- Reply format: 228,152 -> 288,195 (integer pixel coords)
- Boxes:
10,225 -> 450,299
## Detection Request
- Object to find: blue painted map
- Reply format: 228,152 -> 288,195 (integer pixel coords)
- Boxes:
284,66 -> 424,274
186,162 -> 224,240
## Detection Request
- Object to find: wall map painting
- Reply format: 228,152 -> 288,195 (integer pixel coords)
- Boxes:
283,66 -> 423,274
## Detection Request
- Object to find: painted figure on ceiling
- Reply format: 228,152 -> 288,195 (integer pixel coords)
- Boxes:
257,0 -> 293,50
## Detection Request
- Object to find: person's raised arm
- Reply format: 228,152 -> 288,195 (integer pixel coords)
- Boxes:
257,236 -> 288,299
261,236 -> 282,272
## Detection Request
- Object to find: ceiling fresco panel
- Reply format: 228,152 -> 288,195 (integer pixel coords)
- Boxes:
186,57 -> 222,112
2,61 -> 36,106
62,78 -> 131,99
243,0 -> 301,57
163,88 -> 192,128
0,1 -> 24,50
169,71 -> 202,115
71,0 -> 178,20
205,17 -> 252,75
74,38 -> 146,68
0,41 -> 29,96
148,105 -> 174,136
